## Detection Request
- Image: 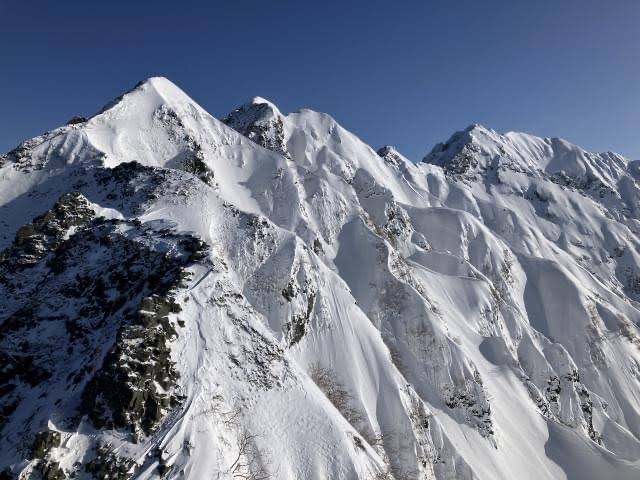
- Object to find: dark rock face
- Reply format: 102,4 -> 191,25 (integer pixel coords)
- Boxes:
421,125 -> 509,181
32,460 -> 65,480
0,192 -> 207,475
376,145 -> 403,167
280,271 -> 317,347
382,202 -> 412,247
182,147 -> 215,186
80,293 -> 185,437
31,431 -> 61,460
151,105 -> 216,186
85,445 -> 135,479
312,238 -> 324,255
577,385 -> 601,444
0,192 -> 95,269
4,140 -> 37,171
422,126 -> 478,173
90,161 -> 205,217
28,430 -> 65,480
544,371 -> 603,445
223,101 -> 290,158
443,377 -> 494,439
428,142 -> 482,178
94,161 -> 170,211
286,292 -> 315,346
65,116 -> 88,126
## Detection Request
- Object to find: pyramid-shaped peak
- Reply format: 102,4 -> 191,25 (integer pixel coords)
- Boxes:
422,123 -> 500,165
138,76 -> 177,90
137,76 -> 195,102
131,76 -> 197,104
94,76 -> 200,119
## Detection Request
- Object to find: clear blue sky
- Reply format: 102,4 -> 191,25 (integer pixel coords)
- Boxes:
1,1 -> 639,160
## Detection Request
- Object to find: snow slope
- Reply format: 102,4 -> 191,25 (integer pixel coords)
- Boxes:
2,78 -> 640,479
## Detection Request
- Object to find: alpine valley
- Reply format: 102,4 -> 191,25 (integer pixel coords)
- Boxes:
2,77 -> 640,480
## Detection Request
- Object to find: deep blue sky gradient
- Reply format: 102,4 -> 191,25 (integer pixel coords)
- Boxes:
1,0 -> 639,160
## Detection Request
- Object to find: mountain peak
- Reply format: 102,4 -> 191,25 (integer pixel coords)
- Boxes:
464,123 -> 492,134
94,76 -> 198,120
377,145 -> 398,157
223,97 -> 289,157
421,124 -> 494,174
136,75 -> 173,90
4,77 -> 640,479
423,123 -> 630,187
250,96 -> 280,112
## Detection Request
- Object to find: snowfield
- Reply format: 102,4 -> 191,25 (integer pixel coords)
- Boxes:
2,77 -> 640,479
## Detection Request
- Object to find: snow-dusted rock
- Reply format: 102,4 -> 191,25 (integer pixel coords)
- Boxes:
1,77 -> 640,479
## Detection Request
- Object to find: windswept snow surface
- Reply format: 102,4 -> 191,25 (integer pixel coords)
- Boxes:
2,78 -> 640,479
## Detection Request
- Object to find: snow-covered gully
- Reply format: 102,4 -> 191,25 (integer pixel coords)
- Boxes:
2,77 -> 640,479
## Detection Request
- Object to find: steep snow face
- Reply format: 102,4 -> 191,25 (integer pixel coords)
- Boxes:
2,78 -> 640,480
419,124 -> 640,468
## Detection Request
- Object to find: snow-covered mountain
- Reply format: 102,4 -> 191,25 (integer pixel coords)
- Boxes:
2,77 -> 640,479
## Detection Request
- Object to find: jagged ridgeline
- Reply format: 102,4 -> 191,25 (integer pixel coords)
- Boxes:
2,77 -> 640,479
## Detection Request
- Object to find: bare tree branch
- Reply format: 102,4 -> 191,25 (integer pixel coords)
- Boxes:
228,429 -> 272,480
